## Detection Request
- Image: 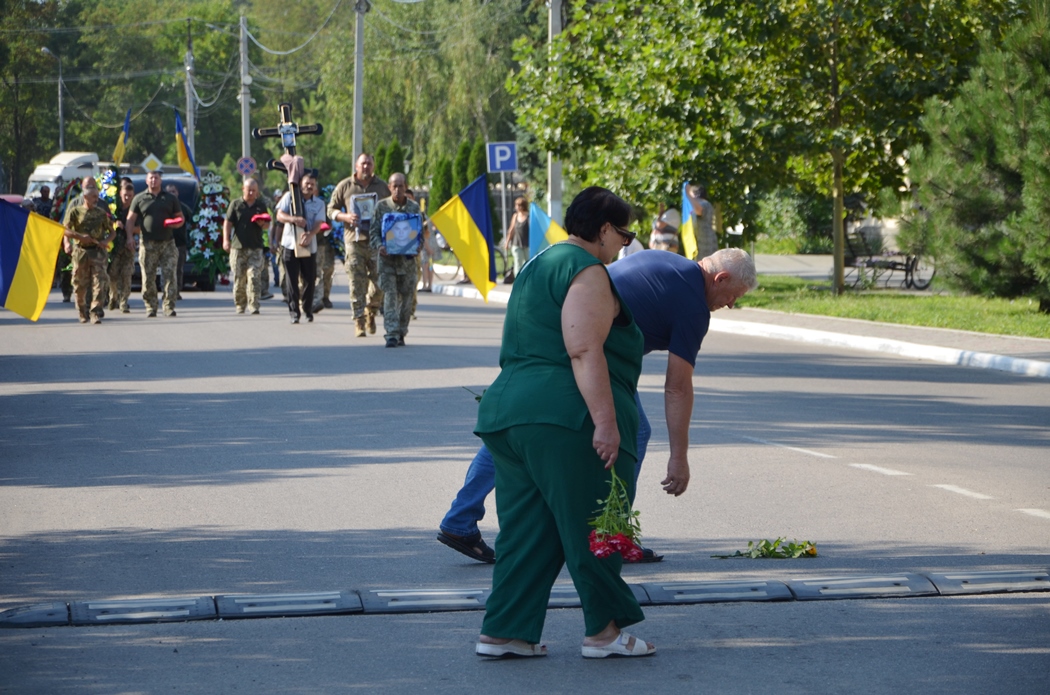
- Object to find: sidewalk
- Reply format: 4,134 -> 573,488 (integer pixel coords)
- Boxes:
433,279 -> 1050,379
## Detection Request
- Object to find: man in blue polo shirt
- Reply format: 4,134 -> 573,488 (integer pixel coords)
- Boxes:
437,247 -> 758,563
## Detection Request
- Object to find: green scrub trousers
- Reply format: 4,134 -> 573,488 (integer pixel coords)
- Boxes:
480,420 -> 645,643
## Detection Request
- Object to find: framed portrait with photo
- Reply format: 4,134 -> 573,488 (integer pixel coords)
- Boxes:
381,212 -> 422,255
351,193 -> 378,221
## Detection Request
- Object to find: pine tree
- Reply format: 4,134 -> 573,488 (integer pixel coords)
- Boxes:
452,140 -> 471,193
468,135 -> 487,182
374,144 -> 388,180
431,156 -> 453,211
912,3 -> 1050,310
386,137 -> 406,179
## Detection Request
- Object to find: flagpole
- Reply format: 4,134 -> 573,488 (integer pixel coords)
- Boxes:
547,0 -> 563,225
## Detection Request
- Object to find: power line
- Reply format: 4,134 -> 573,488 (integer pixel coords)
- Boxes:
246,0 -> 344,56
0,17 -> 227,35
62,81 -> 168,128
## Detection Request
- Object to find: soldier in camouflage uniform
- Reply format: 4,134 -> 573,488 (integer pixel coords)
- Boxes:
222,178 -> 270,314
108,178 -> 136,313
127,171 -> 182,317
328,153 -> 389,337
312,225 -> 335,312
63,180 -> 115,324
371,173 -> 421,347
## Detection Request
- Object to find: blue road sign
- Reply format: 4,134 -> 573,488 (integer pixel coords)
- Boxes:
486,142 -> 517,173
237,156 -> 257,177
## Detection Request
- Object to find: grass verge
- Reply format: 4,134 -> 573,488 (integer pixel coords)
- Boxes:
738,275 -> 1050,339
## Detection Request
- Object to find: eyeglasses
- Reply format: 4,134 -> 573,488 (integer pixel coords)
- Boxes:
609,224 -> 636,248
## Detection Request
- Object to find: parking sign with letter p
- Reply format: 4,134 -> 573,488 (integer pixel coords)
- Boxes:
486,142 -> 517,173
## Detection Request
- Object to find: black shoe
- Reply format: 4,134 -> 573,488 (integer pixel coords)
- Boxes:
261,292 -> 274,300
437,531 -> 495,564
290,316 -> 299,324
63,296 -> 72,303
419,287 -> 432,293
147,310 -> 157,318
624,547 -> 664,564
306,314 -> 314,323
322,297 -> 333,309
251,309 -> 260,315
385,337 -> 399,348
165,311 -> 176,317
177,293 -> 184,301
397,336 -> 405,347
312,302 -> 324,314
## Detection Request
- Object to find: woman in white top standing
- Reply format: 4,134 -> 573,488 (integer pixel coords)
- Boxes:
276,171 -> 326,324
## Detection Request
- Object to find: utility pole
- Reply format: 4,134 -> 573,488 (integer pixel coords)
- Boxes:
41,48 -> 64,151
547,0 -> 562,224
353,0 -> 371,161
184,19 -> 195,155
239,15 -> 252,160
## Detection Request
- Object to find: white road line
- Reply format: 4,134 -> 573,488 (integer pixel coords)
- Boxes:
932,484 -> 994,500
1017,509 -> 1050,520
849,463 -> 912,476
738,435 -> 837,459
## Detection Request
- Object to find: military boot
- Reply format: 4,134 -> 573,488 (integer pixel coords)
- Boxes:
355,317 -> 367,338
366,311 -> 377,334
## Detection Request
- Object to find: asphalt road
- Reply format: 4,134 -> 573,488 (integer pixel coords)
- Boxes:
1,284 -> 1048,693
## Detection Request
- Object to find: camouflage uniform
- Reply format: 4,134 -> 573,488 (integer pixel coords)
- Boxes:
108,205 -> 134,312
230,248 -> 266,313
129,189 -> 181,317
371,196 -> 421,343
139,240 -> 178,316
327,174 -> 389,330
66,203 -> 113,322
314,237 -> 335,305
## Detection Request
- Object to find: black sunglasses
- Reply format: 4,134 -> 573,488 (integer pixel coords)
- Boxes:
610,224 -> 637,247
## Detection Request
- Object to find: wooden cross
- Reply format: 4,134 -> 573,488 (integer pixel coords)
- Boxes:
251,102 -> 323,223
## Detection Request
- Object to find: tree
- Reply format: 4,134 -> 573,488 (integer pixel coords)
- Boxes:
386,137 -> 405,179
374,144 -> 387,179
452,139 -> 471,193
468,135 -> 487,183
510,0 -> 1020,291
430,155 -> 453,211
912,3 -> 1050,310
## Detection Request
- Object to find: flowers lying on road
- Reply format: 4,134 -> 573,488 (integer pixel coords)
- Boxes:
712,537 -> 818,559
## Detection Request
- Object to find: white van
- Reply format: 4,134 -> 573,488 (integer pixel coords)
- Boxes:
25,152 -> 100,198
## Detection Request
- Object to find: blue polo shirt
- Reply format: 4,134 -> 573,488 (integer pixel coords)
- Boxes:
608,249 -> 710,366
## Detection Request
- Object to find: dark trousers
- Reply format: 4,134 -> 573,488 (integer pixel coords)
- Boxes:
176,244 -> 187,293
282,249 -> 315,319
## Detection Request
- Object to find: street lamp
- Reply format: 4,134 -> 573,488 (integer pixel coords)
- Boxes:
40,47 -> 64,152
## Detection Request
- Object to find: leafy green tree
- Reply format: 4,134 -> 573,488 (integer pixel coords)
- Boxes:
386,137 -> 405,179
912,3 -> 1050,310
430,155 -> 453,211
452,139 -> 471,193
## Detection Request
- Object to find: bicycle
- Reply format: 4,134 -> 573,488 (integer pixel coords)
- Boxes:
432,232 -> 510,283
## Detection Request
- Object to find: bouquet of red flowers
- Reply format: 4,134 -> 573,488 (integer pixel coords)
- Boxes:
588,467 -> 643,562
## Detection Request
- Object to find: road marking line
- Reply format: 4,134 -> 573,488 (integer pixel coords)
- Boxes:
1017,508 -> 1050,520
738,435 -> 837,459
849,463 -> 912,476
932,484 -> 994,500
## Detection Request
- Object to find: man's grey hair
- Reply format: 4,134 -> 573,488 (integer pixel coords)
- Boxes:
705,248 -> 758,290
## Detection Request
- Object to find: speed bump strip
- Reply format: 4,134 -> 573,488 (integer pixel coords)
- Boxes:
0,602 -> 70,628
360,588 -> 489,613
785,574 -> 937,600
70,596 -> 216,625
924,569 -> 1050,595
642,580 -> 792,604
215,591 -> 362,618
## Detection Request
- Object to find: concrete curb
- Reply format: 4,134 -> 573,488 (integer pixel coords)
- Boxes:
433,283 -> 1050,380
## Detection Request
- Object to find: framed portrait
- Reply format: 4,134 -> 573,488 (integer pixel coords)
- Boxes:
381,212 -> 422,256
351,193 -> 378,221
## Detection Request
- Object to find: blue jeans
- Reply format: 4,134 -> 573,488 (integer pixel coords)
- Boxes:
440,391 -> 651,538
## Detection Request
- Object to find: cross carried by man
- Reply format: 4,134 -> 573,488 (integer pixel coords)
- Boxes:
251,102 -> 323,227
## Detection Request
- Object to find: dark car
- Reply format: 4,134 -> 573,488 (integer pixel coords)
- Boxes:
126,173 -> 217,291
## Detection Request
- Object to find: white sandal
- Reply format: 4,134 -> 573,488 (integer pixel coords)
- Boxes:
476,639 -> 548,658
581,631 -> 656,658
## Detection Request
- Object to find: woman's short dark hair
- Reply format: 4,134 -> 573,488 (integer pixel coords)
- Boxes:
564,186 -> 631,242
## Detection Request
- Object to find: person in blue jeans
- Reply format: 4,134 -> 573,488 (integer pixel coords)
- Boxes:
438,247 -> 758,564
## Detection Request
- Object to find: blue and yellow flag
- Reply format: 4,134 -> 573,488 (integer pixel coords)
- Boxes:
174,108 -> 199,179
528,202 -> 568,258
430,175 -> 496,301
0,199 -> 65,321
680,182 -> 698,260
112,109 -> 131,164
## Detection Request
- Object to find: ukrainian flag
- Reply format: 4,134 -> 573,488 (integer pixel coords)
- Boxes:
174,108 -> 199,179
430,175 -> 496,301
112,109 -> 130,165
680,182 -> 698,260
0,199 -> 65,321
528,203 -> 568,258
